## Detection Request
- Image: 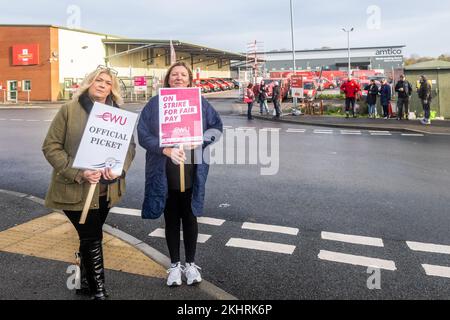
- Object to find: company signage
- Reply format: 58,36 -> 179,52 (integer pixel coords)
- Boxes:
12,44 -> 40,66
375,48 -> 403,56
134,76 -> 147,93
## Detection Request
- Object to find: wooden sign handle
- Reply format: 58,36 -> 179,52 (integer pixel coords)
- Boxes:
179,144 -> 185,193
79,183 -> 97,224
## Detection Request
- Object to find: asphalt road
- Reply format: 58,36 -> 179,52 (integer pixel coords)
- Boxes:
0,98 -> 449,300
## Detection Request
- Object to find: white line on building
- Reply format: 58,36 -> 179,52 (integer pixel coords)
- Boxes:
149,228 -> 211,243
406,241 -> 450,255
318,250 -> 397,271
242,222 -> 299,236
321,232 -> 384,247
226,238 -> 296,255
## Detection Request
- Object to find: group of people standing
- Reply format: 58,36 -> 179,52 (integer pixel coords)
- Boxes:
245,81 -> 282,120
42,62 -> 223,300
341,75 -> 433,125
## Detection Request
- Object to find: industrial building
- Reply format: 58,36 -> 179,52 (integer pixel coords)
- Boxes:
262,45 -> 405,73
0,24 -> 246,102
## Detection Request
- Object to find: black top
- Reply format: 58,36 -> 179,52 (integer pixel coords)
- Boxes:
166,149 -> 195,191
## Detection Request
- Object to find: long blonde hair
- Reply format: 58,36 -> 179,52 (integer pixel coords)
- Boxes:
72,68 -> 123,105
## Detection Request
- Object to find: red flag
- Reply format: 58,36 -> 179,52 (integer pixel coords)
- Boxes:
170,40 -> 177,65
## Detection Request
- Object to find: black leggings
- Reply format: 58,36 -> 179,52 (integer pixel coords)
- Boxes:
164,189 -> 198,264
64,196 -> 110,242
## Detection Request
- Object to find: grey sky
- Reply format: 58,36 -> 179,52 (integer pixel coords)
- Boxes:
1,0 -> 449,57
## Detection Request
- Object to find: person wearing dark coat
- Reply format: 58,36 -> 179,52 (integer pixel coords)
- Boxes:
272,81 -> 281,118
365,79 -> 379,119
138,62 -> 223,287
395,75 -> 413,120
379,79 -> 392,119
418,75 -> 432,125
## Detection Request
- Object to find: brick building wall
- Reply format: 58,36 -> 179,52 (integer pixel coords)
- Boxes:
0,26 -> 60,101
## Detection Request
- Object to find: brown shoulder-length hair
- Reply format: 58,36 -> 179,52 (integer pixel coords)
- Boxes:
163,62 -> 193,88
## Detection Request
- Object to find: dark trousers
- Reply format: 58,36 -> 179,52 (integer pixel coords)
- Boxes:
422,101 -> 431,120
164,189 -> 198,264
247,102 -> 254,120
273,99 -> 281,117
345,98 -> 356,116
397,97 -> 410,119
64,196 -> 109,242
382,104 -> 389,118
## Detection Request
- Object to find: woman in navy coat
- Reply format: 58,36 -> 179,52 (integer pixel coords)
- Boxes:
137,62 -> 223,287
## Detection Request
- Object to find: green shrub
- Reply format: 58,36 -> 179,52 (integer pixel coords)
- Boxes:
316,93 -> 346,100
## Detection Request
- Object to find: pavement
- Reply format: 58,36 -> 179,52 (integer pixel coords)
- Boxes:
234,103 -> 450,135
0,189 -> 236,300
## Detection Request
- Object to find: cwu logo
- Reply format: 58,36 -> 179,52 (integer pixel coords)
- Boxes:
96,112 -> 127,125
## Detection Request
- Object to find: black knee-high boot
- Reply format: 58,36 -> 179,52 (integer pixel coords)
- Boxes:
80,239 -> 108,300
75,252 -> 90,296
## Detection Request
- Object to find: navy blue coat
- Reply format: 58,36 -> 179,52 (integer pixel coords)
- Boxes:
138,95 -> 223,219
380,84 -> 392,106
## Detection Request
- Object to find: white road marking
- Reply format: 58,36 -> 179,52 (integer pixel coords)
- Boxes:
223,126 -> 233,129
286,129 -> 306,133
10,119 -> 23,121
422,264 -> 450,279
321,232 -> 384,247
260,128 -> 280,131
149,228 -> 211,243
0,119 -> 6,121
44,120 -> 52,122
110,207 -> 141,217
406,241 -> 450,255
26,120 -> 40,122
226,238 -> 296,255
242,222 -> 299,236
340,130 -> 362,135
370,132 -> 392,136
314,130 -> 334,134
197,217 -> 226,226
236,127 -> 256,131
318,250 -> 397,271
401,134 -> 424,137
110,206 -> 225,226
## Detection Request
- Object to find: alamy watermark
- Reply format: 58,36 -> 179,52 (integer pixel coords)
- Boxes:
66,264 -> 81,290
366,267 -> 382,290
367,5 -> 382,30
66,5 -> 81,29
180,128 -> 280,176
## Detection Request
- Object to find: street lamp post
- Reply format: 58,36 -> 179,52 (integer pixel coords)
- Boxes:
290,0 -> 297,108
342,28 -> 354,78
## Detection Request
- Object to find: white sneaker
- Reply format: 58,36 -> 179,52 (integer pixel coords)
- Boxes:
184,263 -> 202,286
166,263 -> 184,287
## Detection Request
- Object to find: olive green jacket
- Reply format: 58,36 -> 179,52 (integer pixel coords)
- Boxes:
42,100 -> 136,211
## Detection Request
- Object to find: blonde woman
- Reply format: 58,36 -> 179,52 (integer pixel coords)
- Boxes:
42,66 -> 136,300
